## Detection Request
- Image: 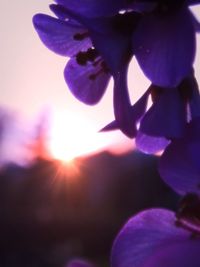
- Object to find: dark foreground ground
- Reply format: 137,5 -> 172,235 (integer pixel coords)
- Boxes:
0,150 -> 178,267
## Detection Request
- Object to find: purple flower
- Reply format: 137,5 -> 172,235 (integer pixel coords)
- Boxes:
33,7 -> 107,105
111,208 -> 200,267
159,117 -> 200,195
33,1 -> 200,139
33,4 -> 143,137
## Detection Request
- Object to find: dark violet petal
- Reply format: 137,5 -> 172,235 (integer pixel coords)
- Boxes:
117,85 -> 150,132
189,78 -> 200,119
49,4 -> 85,27
185,119 -> 200,170
129,2 -> 157,13
113,67 -> 136,138
111,209 -> 190,267
111,67 -> 149,138
33,14 -> 91,57
187,141 -> 200,173
67,259 -> 95,267
185,118 -> 200,141
100,121 -> 119,132
49,4 -> 71,20
140,89 -> 186,138
55,0 -> 127,17
133,7 -> 196,87
159,138 -> 200,195
142,240 -> 200,267
130,87 -> 150,121
49,4 -> 100,29
91,31 -> 131,74
188,0 -> 200,5
136,131 -> 170,154
101,89 -> 149,137
47,7 -> 135,73
191,13 -> 200,32
64,57 -> 110,105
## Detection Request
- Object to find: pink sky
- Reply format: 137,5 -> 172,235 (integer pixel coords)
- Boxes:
1,1 -> 200,158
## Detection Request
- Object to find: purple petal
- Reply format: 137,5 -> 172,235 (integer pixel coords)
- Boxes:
111,209 -> 190,267
142,240 -> 200,267
136,131 -> 170,154
101,89 -> 149,137
189,77 -> 200,119
131,89 -> 150,120
111,67 -> 149,138
191,12 -> 200,32
49,4 -> 71,20
55,0 -> 127,17
49,4 -> 85,27
133,7 -> 196,87
185,119 -> 200,170
112,67 -> 136,138
188,0 -> 200,5
91,32 -> 131,73
140,88 -> 186,138
100,121 -> 120,132
185,118 -> 200,141
88,13 -> 141,72
64,57 -> 110,105
33,14 -> 91,57
159,137 -> 200,195
46,7 -> 136,73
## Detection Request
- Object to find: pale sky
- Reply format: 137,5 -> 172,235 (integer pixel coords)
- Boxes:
0,1 -> 200,157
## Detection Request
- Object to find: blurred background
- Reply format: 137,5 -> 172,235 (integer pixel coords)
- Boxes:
0,1 -> 200,266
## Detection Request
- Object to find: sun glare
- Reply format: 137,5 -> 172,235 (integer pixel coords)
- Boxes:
48,110 -> 110,162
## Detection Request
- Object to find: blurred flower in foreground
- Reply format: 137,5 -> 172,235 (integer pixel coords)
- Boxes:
111,208 -> 200,267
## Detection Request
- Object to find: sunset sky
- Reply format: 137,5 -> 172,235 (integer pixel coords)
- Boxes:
1,1 -> 200,160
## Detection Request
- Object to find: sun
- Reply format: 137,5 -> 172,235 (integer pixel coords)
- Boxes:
47,110 -> 110,162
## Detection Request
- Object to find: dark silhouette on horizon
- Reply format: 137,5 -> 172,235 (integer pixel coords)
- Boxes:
0,150 -> 178,266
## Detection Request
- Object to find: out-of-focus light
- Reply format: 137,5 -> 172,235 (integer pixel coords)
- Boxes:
48,110 -> 111,162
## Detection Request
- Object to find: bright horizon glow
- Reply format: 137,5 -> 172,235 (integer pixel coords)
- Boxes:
48,110 -> 112,162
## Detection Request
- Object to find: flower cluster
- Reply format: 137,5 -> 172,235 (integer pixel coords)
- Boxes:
33,1 -> 200,267
33,0 -> 200,142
